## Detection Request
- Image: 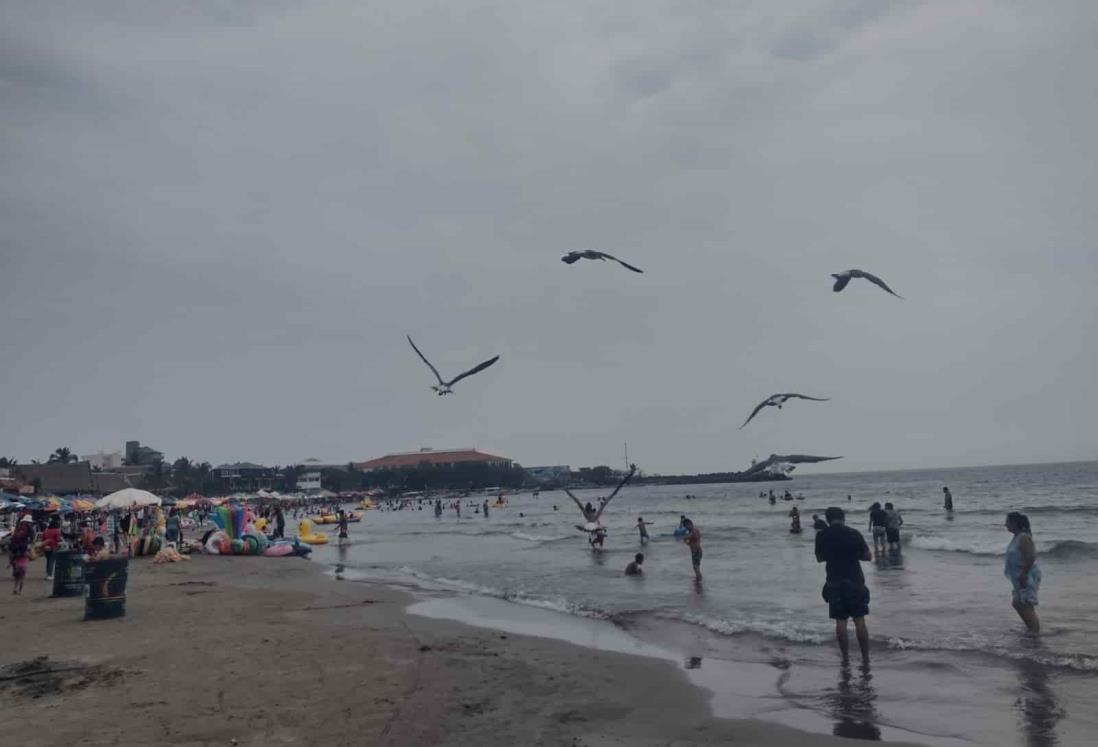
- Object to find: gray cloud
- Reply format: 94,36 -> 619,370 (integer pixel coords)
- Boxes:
1,1 -> 1096,473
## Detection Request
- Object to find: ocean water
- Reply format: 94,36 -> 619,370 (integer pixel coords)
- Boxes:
316,461 -> 1098,746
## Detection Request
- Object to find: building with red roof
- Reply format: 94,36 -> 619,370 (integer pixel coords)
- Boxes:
354,448 -> 513,472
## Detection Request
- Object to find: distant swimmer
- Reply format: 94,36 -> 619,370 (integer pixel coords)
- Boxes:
1004,512 -> 1040,634
625,553 -> 644,576
815,507 -> 873,662
682,519 -> 702,580
561,249 -> 644,274
739,393 -> 831,429
831,268 -> 904,299
636,516 -> 651,545
812,514 -> 829,532
943,486 -> 954,512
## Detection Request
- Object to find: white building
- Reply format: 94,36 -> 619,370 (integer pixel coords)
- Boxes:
298,471 -> 322,491
84,450 -> 123,471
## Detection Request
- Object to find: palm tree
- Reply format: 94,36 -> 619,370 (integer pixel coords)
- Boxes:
48,447 -> 76,464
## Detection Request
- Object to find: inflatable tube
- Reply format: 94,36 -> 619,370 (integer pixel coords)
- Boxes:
297,520 -> 329,545
262,543 -> 294,557
313,515 -> 338,525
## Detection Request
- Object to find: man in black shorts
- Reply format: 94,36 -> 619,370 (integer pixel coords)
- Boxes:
815,506 -> 872,662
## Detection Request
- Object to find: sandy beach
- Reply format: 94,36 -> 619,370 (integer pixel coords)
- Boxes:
1,555 -> 930,747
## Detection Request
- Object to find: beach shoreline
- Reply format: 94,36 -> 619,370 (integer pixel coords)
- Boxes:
2,554 -> 928,747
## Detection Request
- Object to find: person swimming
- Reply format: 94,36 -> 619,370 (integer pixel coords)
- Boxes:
625,553 -> 644,576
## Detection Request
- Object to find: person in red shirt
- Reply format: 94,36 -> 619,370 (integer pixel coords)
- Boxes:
41,516 -> 63,580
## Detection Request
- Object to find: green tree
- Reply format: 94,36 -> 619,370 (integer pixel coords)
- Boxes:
47,447 -> 77,464
0,457 -> 17,468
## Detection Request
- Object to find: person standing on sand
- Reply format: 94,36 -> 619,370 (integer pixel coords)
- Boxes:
1005,512 -> 1041,634
483,499 -> 490,518
636,516 -> 651,545
274,507 -> 286,539
943,486 -> 954,512
815,507 -> 872,662
8,516 -> 33,595
434,499 -> 443,518
41,516 -> 63,580
683,519 -> 702,580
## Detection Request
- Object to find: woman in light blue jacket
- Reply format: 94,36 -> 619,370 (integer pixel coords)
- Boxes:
1005,511 -> 1041,634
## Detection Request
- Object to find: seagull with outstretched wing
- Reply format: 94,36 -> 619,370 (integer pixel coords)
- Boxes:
561,250 -> 644,274
739,393 -> 830,429
831,269 -> 903,298
742,454 -> 842,477
407,336 -> 499,396
565,464 -> 637,531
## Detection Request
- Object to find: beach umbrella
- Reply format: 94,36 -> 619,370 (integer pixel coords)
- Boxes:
71,498 -> 96,513
95,488 -> 162,510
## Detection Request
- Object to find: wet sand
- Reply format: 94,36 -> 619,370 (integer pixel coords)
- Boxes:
0,556 -> 926,746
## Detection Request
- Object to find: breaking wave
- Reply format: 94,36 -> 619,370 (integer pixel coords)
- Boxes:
908,536 -> 1098,558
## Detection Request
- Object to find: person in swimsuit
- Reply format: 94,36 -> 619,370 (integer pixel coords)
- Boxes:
636,516 -> 651,545
943,486 -> 954,512
337,510 -> 349,542
812,514 -> 829,532
625,553 -> 644,576
1005,511 -> 1040,633
683,519 -> 702,580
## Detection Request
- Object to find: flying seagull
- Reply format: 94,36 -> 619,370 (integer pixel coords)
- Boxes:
565,464 -> 637,528
739,393 -> 831,429
561,250 -> 643,274
742,454 -> 843,477
831,269 -> 903,298
406,336 -> 499,396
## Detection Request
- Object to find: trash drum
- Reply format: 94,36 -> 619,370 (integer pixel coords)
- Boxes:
51,550 -> 85,597
84,557 -> 129,620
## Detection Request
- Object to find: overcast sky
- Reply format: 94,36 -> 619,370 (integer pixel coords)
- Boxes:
1,1 -> 1095,474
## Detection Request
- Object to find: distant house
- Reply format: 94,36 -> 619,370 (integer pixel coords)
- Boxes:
213,462 -> 274,491
297,472 -> 322,491
125,440 -> 163,466
354,448 -> 513,472
213,462 -> 272,479
524,465 -> 572,485
84,450 -> 123,471
14,462 -> 132,495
